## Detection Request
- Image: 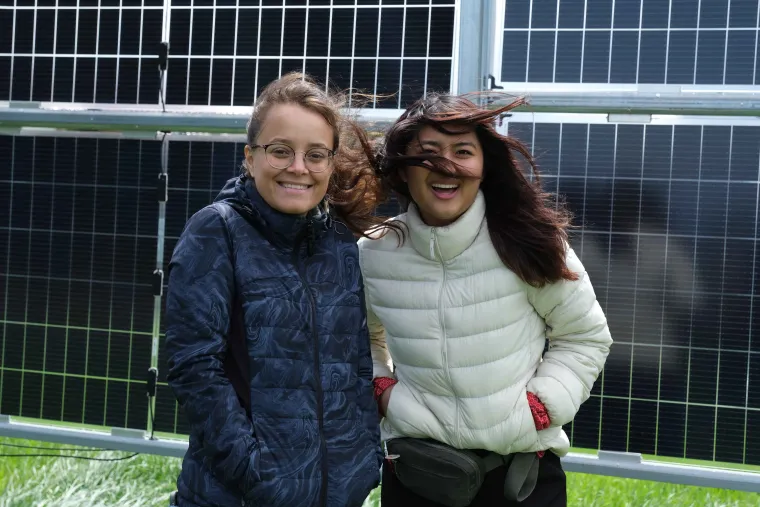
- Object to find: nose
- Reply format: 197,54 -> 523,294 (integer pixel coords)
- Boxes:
286,153 -> 309,175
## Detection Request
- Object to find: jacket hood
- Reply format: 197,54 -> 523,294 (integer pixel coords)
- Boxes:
214,174 -> 330,248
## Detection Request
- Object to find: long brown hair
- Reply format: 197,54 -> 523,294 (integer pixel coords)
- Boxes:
244,72 -> 386,237
376,92 -> 577,287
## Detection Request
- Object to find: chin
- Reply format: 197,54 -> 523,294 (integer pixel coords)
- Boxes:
268,196 -> 314,215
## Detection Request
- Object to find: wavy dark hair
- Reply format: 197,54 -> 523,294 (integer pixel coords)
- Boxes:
375,92 -> 577,287
244,72 -> 386,237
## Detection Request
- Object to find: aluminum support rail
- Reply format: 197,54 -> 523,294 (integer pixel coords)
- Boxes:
2,415 -> 760,492
562,451 -> 760,493
494,90 -> 760,117
0,415 -> 187,458
0,102 -> 404,134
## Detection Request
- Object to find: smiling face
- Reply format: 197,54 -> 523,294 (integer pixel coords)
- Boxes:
402,125 -> 484,227
244,103 -> 334,215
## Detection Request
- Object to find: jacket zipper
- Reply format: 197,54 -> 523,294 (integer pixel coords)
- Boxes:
430,230 -> 462,448
294,221 -> 328,507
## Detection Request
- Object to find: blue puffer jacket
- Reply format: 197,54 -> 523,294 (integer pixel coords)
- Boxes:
165,175 -> 383,507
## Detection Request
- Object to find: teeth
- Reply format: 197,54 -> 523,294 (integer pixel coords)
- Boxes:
281,183 -> 310,190
432,184 -> 459,189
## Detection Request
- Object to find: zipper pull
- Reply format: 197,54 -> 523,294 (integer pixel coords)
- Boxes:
429,231 -> 435,259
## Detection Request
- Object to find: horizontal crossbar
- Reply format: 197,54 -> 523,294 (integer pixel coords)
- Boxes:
1,415 -> 759,492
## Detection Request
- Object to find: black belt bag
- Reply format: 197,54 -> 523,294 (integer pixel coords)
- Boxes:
385,438 -> 540,507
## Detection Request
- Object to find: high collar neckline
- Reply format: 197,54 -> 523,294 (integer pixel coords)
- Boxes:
406,191 -> 486,262
241,176 -> 326,247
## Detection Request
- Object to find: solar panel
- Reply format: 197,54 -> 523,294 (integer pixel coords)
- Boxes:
0,134 -> 158,430
165,1 -> 455,108
499,0 -> 760,85
505,116 -> 760,464
0,1 -> 164,103
0,2 -> 456,107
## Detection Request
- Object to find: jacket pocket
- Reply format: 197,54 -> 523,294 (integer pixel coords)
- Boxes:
509,389 -> 543,454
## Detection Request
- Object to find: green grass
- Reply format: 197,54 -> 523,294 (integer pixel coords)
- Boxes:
0,438 -> 757,506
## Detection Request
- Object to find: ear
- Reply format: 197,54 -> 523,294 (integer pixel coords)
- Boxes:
244,145 -> 255,176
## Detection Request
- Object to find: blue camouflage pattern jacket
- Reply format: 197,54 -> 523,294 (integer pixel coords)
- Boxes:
165,175 -> 383,507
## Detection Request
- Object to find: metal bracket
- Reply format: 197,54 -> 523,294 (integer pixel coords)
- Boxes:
597,450 -> 644,464
152,269 -> 164,297
110,427 -> 147,439
607,114 -> 653,124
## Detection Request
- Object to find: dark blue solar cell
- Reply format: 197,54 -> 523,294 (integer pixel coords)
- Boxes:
670,0 -> 699,28
696,31 -> 727,84
667,30 -> 697,84
531,0 -> 558,28
559,123 -> 588,176
610,31 -> 638,83
586,0 -> 613,28
643,125 -> 673,179
642,0 -> 669,28
699,0 -> 729,28
638,31 -> 667,84
613,0 -> 642,28
505,0 -> 530,29
730,127 -> 760,181
554,31 -> 582,82
729,0 -> 760,28
528,31 -> 556,82
582,30 -> 611,82
501,30 -> 528,82
558,0 -> 584,28
725,30 -> 756,84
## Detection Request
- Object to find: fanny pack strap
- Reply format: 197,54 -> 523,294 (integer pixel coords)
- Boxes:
480,453 -> 540,503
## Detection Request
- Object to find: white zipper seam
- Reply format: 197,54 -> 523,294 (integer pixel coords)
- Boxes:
432,230 -> 461,448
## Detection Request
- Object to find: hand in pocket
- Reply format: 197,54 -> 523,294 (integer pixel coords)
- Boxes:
379,384 -> 395,417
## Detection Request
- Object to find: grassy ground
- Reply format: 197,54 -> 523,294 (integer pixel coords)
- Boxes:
0,437 -> 757,506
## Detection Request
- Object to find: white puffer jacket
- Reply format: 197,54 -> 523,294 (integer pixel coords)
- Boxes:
357,192 -> 612,457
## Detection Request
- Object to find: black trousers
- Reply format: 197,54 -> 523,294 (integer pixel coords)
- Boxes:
381,451 -> 567,507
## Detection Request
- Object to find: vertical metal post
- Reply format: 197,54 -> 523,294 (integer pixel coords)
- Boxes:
148,134 -> 169,436
145,0 -> 173,436
454,0 -> 496,96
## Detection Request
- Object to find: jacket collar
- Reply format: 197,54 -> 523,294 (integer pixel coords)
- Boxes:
406,191 -> 486,262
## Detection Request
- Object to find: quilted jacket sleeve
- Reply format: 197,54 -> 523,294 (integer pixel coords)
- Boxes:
367,304 -> 394,379
165,206 -> 260,496
358,289 -> 384,469
526,246 -> 613,427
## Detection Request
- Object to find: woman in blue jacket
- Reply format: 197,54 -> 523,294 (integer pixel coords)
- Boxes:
164,73 -> 384,507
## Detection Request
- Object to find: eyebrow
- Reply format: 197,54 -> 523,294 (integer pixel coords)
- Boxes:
419,140 -> 478,149
266,137 -> 331,150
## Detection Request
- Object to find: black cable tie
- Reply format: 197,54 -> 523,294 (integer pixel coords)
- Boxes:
152,269 -> 164,297
147,367 -> 158,398
157,42 -> 169,71
157,173 -> 168,203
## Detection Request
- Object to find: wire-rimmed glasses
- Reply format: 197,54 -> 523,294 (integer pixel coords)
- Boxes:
251,143 -> 335,173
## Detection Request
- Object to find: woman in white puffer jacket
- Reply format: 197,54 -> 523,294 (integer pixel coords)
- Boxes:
358,93 -> 612,507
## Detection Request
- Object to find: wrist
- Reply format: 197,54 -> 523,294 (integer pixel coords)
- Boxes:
373,377 -> 397,401
527,392 -> 551,430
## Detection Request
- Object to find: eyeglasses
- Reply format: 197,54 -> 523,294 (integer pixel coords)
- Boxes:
252,143 -> 335,173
